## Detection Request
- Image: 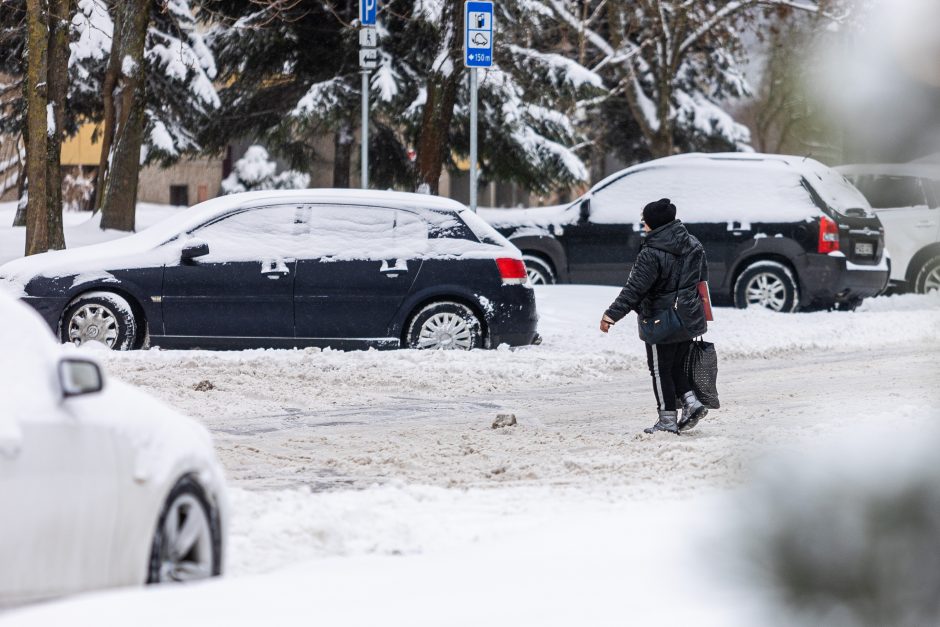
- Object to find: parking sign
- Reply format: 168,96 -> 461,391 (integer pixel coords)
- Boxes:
360,0 -> 376,26
464,1 -> 493,68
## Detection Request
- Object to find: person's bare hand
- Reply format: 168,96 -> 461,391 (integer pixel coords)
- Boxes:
600,314 -> 615,333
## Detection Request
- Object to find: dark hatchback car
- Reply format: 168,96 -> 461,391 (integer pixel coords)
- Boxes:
0,190 -> 538,350
481,153 -> 889,312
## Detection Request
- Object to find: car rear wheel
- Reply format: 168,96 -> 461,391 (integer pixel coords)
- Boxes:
406,301 -> 483,350
914,255 -> 940,294
522,254 -> 555,285
61,291 -> 137,350
147,476 -> 221,584
733,262 -> 800,313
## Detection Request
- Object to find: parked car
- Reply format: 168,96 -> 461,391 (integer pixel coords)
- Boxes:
480,153 -> 889,312
836,164 -> 940,293
0,291 -> 227,606
0,190 -> 538,351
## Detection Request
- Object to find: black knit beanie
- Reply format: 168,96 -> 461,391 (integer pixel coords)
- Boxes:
642,198 -> 677,230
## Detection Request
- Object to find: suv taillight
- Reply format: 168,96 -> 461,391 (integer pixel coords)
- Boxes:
496,258 -> 527,285
818,216 -> 840,254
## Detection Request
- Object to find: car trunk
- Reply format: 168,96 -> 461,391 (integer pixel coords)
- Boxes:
835,210 -> 885,265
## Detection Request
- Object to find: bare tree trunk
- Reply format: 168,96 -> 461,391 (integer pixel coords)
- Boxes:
13,132 -> 27,227
414,0 -> 462,194
99,0 -> 149,232
24,0 -> 51,255
92,1 -> 123,212
43,0 -> 72,248
332,120 -> 352,188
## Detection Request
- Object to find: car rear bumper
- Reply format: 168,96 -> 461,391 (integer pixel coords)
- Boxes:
20,295 -> 67,334
486,285 -> 540,347
799,253 -> 890,306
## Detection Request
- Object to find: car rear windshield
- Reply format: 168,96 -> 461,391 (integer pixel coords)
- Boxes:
802,161 -> 874,216
458,209 -> 515,248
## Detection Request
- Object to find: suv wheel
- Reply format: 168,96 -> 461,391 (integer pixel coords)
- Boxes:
61,291 -> 138,350
522,254 -> 555,285
914,255 -> 940,294
406,301 -> 483,350
733,261 -> 800,313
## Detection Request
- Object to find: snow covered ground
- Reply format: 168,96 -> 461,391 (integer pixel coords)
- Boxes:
2,208 -> 939,624
0,202 -> 183,265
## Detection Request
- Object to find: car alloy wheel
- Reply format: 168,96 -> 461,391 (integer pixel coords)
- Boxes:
733,261 -> 799,313
406,301 -> 483,350
61,291 -> 138,350
156,494 -> 214,582
522,254 -> 555,285
743,272 -> 788,311
67,304 -> 119,348
418,312 -> 474,349
148,477 -> 221,584
916,256 -> 940,294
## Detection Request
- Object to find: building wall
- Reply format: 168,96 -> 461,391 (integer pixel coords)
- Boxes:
137,156 -> 224,206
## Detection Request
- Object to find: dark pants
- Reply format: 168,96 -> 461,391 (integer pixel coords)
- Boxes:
644,341 -> 693,412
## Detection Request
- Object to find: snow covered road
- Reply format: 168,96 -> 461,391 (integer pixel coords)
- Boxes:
5,286 -> 939,625
86,286 -> 940,495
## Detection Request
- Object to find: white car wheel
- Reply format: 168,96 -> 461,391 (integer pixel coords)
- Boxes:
914,256 -> 940,294
148,477 -> 221,584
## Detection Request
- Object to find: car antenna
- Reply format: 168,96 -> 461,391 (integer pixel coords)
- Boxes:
802,153 -> 813,163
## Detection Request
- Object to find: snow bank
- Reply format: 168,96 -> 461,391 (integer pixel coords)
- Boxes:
2,487 -> 759,627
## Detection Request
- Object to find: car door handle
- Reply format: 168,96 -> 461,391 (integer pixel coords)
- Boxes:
380,259 -> 409,277
261,258 -> 293,278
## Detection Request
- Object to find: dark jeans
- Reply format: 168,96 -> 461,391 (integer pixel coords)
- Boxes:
644,341 -> 693,412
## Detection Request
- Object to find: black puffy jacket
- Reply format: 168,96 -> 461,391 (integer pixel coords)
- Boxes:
604,219 -> 708,343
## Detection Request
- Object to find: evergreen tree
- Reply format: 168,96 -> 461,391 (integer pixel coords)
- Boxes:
220,145 -> 310,194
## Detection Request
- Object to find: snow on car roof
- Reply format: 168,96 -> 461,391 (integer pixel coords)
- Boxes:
0,190 -> 474,290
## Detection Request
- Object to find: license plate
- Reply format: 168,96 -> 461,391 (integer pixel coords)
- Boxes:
854,242 -> 874,256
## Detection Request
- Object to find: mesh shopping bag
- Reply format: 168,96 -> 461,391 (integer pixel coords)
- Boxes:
686,339 -> 719,409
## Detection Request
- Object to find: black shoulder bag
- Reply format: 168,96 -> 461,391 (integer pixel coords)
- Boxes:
638,252 -> 686,344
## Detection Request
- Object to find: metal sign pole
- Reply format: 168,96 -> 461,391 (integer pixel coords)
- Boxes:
361,69 -> 369,190
359,0 -> 377,190
463,0 -> 492,211
469,68 -> 478,212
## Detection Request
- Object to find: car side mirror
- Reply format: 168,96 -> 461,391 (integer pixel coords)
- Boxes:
59,358 -> 104,398
578,197 -> 591,224
181,239 -> 210,262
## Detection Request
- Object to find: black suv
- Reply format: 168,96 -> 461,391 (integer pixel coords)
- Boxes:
480,153 -> 889,312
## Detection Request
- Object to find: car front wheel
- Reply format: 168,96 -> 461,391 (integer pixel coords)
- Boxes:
733,261 -> 800,313
914,255 -> 940,294
406,301 -> 483,350
522,254 -> 556,285
61,291 -> 138,350
147,476 -> 222,584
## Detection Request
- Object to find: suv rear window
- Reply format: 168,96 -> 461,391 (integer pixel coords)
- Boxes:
849,174 -> 927,209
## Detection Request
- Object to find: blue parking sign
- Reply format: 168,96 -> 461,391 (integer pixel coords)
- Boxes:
360,0 -> 377,26
464,1 -> 493,68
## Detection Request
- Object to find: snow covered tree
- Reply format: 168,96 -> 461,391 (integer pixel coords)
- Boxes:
375,0 -> 603,194
543,0 -> 845,165
204,0 -> 360,188
220,145 -> 310,194
95,0 -> 220,231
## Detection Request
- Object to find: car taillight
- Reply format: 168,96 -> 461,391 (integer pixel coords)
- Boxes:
496,258 -> 527,285
818,215 -> 840,254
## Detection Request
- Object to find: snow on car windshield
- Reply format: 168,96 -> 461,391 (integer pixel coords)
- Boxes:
801,160 -> 873,215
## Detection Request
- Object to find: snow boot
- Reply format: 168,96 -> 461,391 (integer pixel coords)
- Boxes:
678,391 -> 708,432
644,410 -> 680,435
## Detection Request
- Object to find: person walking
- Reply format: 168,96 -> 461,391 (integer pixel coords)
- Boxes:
599,198 -> 709,435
